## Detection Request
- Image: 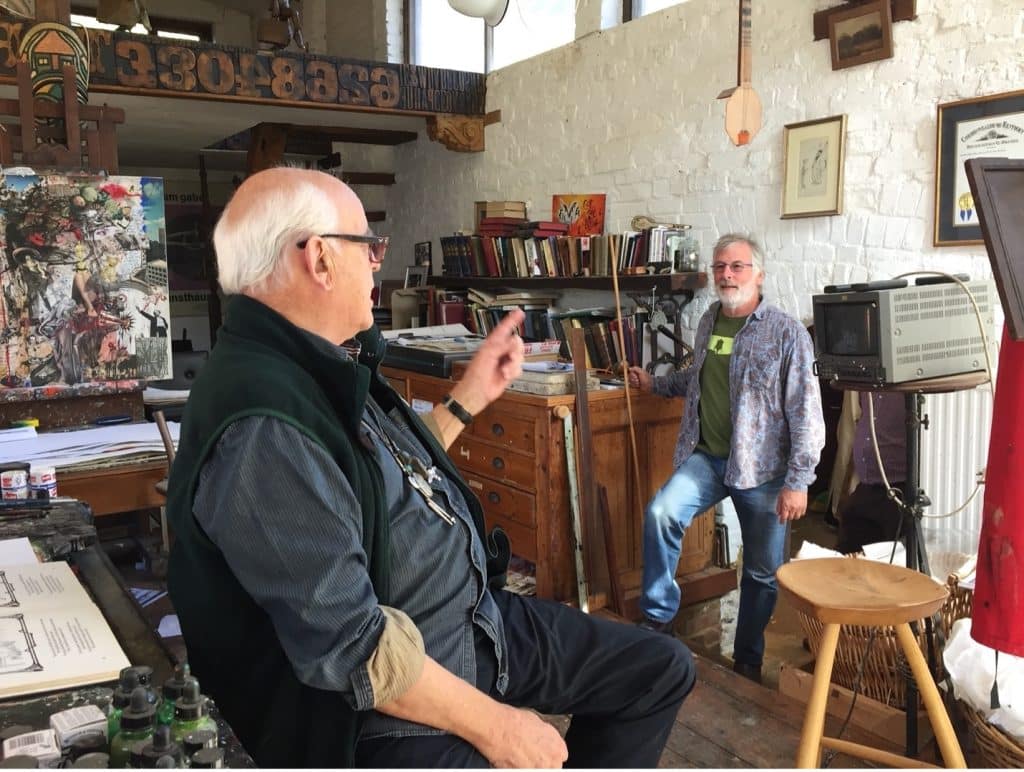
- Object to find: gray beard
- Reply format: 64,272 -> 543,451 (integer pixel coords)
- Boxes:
716,284 -> 757,311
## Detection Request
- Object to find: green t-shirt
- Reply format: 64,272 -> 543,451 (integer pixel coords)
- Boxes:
696,310 -> 748,458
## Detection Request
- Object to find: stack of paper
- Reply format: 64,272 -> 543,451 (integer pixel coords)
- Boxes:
0,423 -> 179,470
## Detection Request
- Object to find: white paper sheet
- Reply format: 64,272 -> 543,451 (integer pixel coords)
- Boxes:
0,537 -> 38,567
0,423 -> 180,469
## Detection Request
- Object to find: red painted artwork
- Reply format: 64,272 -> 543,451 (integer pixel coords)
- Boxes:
552,194 -> 606,237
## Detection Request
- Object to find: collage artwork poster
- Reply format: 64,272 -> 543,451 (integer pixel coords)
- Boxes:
0,172 -> 171,388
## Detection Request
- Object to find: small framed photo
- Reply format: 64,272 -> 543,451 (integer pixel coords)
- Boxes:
781,114 -> 847,219
404,265 -> 428,288
414,241 -> 432,267
934,89 -> 1024,246
828,0 -> 893,71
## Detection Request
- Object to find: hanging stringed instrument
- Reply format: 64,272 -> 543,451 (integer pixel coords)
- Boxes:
717,0 -> 762,146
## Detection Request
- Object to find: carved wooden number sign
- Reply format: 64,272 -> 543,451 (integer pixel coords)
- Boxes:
0,19 -> 484,115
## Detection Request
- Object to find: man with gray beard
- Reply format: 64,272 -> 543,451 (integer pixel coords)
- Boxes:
627,233 -> 825,684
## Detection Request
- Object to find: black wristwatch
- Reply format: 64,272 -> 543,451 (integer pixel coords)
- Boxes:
441,393 -> 474,425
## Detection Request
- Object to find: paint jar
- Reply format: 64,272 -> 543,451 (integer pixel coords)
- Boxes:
109,688 -> 156,768
170,682 -> 218,745
0,462 -> 30,500
70,752 -> 109,768
28,465 -> 57,500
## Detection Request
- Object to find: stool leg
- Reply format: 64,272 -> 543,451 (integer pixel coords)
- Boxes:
894,623 -> 966,768
797,622 -> 841,768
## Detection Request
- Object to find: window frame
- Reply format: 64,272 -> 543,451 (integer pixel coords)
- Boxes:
70,4 -> 214,41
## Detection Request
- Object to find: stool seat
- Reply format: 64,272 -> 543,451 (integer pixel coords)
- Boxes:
777,558 -> 948,627
776,558 -> 965,768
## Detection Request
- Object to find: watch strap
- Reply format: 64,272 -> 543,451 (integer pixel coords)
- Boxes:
441,393 -> 474,425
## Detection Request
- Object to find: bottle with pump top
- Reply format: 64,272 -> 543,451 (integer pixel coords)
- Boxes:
109,687 -> 156,768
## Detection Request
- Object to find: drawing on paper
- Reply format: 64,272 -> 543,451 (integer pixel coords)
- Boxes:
0,614 -> 43,674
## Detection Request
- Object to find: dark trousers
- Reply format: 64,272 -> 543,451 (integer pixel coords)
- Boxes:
355,589 -> 696,768
837,482 -> 908,554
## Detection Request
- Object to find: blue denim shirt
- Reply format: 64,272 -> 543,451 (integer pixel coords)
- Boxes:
652,299 -> 825,490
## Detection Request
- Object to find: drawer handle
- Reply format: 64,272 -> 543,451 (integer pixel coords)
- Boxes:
488,492 -> 501,504
491,423 -> 505,437
492,457 -> 505,470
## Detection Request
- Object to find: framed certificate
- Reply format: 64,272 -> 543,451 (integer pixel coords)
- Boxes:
934,89 -> 1024,246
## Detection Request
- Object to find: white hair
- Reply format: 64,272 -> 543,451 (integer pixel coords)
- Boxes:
213,176 -> 340,295
712,233 -> 765,273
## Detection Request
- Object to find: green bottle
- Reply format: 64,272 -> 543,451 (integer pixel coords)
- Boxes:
108,668 -> 140,739
109,687 -> 156,768
169,682 -> 218,745
157,663 -> 195,727
134,725 -> 185,768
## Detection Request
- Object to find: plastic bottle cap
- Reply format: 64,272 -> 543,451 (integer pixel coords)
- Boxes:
113,669 -> 141,708
190,747 -> 224,769
155,755 -> 176,768
182,729 -> 216,756
119,686 -> 157,730
161,662 -> 194,702
139,727 -> 183,767
127,665 -> 155,686
70,753 -> 109,768
173,681 -> 205,721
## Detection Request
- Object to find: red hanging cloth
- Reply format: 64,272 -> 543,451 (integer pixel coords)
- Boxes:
973,326 -> 1024,656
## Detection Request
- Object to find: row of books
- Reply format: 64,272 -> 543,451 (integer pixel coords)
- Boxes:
440,232 -> 659,279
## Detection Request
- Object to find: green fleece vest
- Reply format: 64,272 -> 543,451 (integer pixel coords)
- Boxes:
166,295 -> 507,768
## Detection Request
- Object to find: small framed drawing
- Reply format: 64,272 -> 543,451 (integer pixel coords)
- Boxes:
934,89 -> 1024,246
781,114 -> 847,219
414,241 -> 432,267
404,265 -> 428,288
828,0 -> 893,71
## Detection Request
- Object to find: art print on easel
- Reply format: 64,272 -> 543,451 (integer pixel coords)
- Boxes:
0,172 -> 171,388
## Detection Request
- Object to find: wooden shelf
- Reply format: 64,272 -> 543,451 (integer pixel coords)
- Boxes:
430,272 -> 707,292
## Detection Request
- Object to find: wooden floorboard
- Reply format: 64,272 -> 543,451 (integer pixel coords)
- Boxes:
669,653 -> 904,768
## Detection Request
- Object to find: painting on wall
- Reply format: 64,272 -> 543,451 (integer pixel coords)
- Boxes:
0,172 -> 171,388
827,0 -> 893,71
552,194 -> 606,237
781,115 -> 847,218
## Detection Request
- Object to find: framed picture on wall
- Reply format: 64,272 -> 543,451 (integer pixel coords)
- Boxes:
934,89 -> 1024,246
827,0 -> 893,71
404,265 -> 428,288
414,240 -> 432,267
781,115 -> 847,218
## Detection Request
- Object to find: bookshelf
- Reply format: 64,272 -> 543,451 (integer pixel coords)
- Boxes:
430,272 -> 707,293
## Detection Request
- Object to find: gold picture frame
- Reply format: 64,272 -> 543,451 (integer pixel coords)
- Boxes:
934,89 -> 1024,246
781,114 -> 847,219
828,0 -> 894,71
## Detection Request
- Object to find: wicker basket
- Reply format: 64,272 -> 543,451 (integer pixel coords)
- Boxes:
796,569 -> 971,709
961,706 -> 1024,768
944,574 -> 1024,768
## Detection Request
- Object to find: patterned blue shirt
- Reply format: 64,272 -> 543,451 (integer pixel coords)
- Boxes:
652,299 -> 825,490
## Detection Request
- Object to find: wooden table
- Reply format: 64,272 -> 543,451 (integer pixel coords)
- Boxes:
58,457 -> 168,517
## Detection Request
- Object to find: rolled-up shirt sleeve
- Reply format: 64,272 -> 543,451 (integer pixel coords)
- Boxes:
193,416 -> 423,711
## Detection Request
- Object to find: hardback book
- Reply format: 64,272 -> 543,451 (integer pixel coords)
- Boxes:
0,561 -> 131,699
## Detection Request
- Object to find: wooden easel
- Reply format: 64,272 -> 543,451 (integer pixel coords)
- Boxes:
0,61 -> 125,173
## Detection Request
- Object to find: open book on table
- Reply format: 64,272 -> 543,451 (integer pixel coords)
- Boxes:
0,560 -> 130,699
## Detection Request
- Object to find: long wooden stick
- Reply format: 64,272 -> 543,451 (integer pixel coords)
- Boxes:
610,251 -> 644,533
554,405 -> 589,612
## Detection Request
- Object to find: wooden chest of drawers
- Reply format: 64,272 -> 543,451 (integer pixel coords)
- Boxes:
382,367 -> 715,609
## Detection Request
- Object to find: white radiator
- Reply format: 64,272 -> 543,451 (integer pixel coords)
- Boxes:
918,383 -> 994,576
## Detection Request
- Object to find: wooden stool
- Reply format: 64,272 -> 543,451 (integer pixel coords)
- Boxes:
776,558 -> 966,768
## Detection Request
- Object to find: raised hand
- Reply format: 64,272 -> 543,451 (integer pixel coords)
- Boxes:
449,308 -> 525,416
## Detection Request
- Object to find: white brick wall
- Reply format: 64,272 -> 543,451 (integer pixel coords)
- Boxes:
382,0 -> 1021,330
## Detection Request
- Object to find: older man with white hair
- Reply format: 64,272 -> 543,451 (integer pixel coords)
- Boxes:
628,233 -> 825,684
167,167 -> 695,769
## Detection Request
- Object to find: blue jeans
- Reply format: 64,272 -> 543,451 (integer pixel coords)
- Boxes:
641,450 -> 788,667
